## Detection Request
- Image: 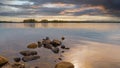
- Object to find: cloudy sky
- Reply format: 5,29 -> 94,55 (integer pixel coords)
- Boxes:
0,0 -> 120,21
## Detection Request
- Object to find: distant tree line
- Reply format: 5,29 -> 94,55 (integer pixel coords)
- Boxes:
0,19 -> 120,23
22,19 -> 72,23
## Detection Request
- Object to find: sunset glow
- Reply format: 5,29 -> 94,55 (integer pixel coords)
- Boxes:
0,0 -> 119,21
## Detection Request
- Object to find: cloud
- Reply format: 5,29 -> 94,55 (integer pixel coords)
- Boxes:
59,6 -> 106,15
0,0 -> 119,17
0,0 -> 34,5
41,2 -> 75,8
0,5 -> 22,13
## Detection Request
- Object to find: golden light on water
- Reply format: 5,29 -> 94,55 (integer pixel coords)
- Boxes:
63,40 -> 120,68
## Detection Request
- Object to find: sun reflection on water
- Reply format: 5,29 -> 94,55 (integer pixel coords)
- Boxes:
63,40 -> 120,68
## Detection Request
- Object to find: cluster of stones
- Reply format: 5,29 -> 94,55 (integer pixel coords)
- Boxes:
0,37 -> 74,68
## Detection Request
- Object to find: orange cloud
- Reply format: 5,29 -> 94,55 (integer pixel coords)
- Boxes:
30,5 -> 41,9
42,2 -> 75,8
60,6 -> 106,15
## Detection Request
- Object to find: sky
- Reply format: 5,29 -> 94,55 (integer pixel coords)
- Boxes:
0,0 -> 120,21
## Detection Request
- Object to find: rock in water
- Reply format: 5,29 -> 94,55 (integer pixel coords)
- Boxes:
42,39 -> 51,46
61,37 -> 65,40
44,44 -> 52,49
13,57 -> 21,62
20,50 -> 37,56
37,41 -> 42,48
1,63 -> 12,68
55,62 -> 74,68
27,43 -> 38,49
51,47 -> 59,54
61,45 -> 65,49
22,55 -> 40,62
51,39 -> 61,47
12,62 -> 25,68
0,56 -> 8,67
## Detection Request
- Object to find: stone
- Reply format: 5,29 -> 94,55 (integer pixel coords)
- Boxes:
0,56 -> 8,67
42,39 -> 51,46
64,48 -> 70,50
12,62 -> 25,68
61,37 -> 65,40
20,50 -> 37,56
44,44 -> 52,49
37,41 -> 42,48
61,45 -> 65,49
51,39 -> 61,47
61,51 -> 65,53
27,43 -> 38,49
22,55 -> 40,62
1,63 -> 12,68
55,62 -> 74,68
45,37 -> 49,40
58,58 -> 62,61
51,47 -> 59,54
13,57 -> 21,62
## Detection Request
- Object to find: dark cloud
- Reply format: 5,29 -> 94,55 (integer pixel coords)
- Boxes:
68,0 -> 120,16
0,0 -> 119,17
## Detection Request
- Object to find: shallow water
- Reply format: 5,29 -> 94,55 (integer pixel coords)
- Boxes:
0,23 -> 120,68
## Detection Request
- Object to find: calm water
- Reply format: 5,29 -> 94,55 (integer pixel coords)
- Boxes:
0,23 -> 120,68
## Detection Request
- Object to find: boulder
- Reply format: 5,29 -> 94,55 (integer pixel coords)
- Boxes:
55,62 -> 74,68
22,55 -> 40,62
27,43 -> 38,49
51,47 -> 59,54
51,39 -> 61,47
44,44 -> 52,49
20,50 -> 37,56
42,39 -> 51,46
0,56 -> 8,67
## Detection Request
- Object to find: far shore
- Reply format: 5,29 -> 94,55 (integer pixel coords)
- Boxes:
0,19 -> 120,23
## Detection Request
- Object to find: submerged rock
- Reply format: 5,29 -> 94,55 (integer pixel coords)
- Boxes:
44,44 -> 52,49
22,55 -> 40,62
51,47 -> 59,54
0,56 -> 8,67
61,51 -> 65,53
64,48 -> 70,50
55,62 -> 74,68
58,58 -> 62,61
20,50 -> 37,56
27,43 -> 38,49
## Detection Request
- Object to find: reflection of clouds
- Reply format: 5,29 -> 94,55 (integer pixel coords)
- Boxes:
0,23 -> 120,31
108,34 -> 120,41
63,40 -> 120,68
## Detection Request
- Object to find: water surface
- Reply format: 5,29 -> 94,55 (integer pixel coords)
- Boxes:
0,23 -> 120,68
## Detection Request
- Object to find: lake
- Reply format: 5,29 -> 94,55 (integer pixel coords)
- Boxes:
0,23 -> 120,68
